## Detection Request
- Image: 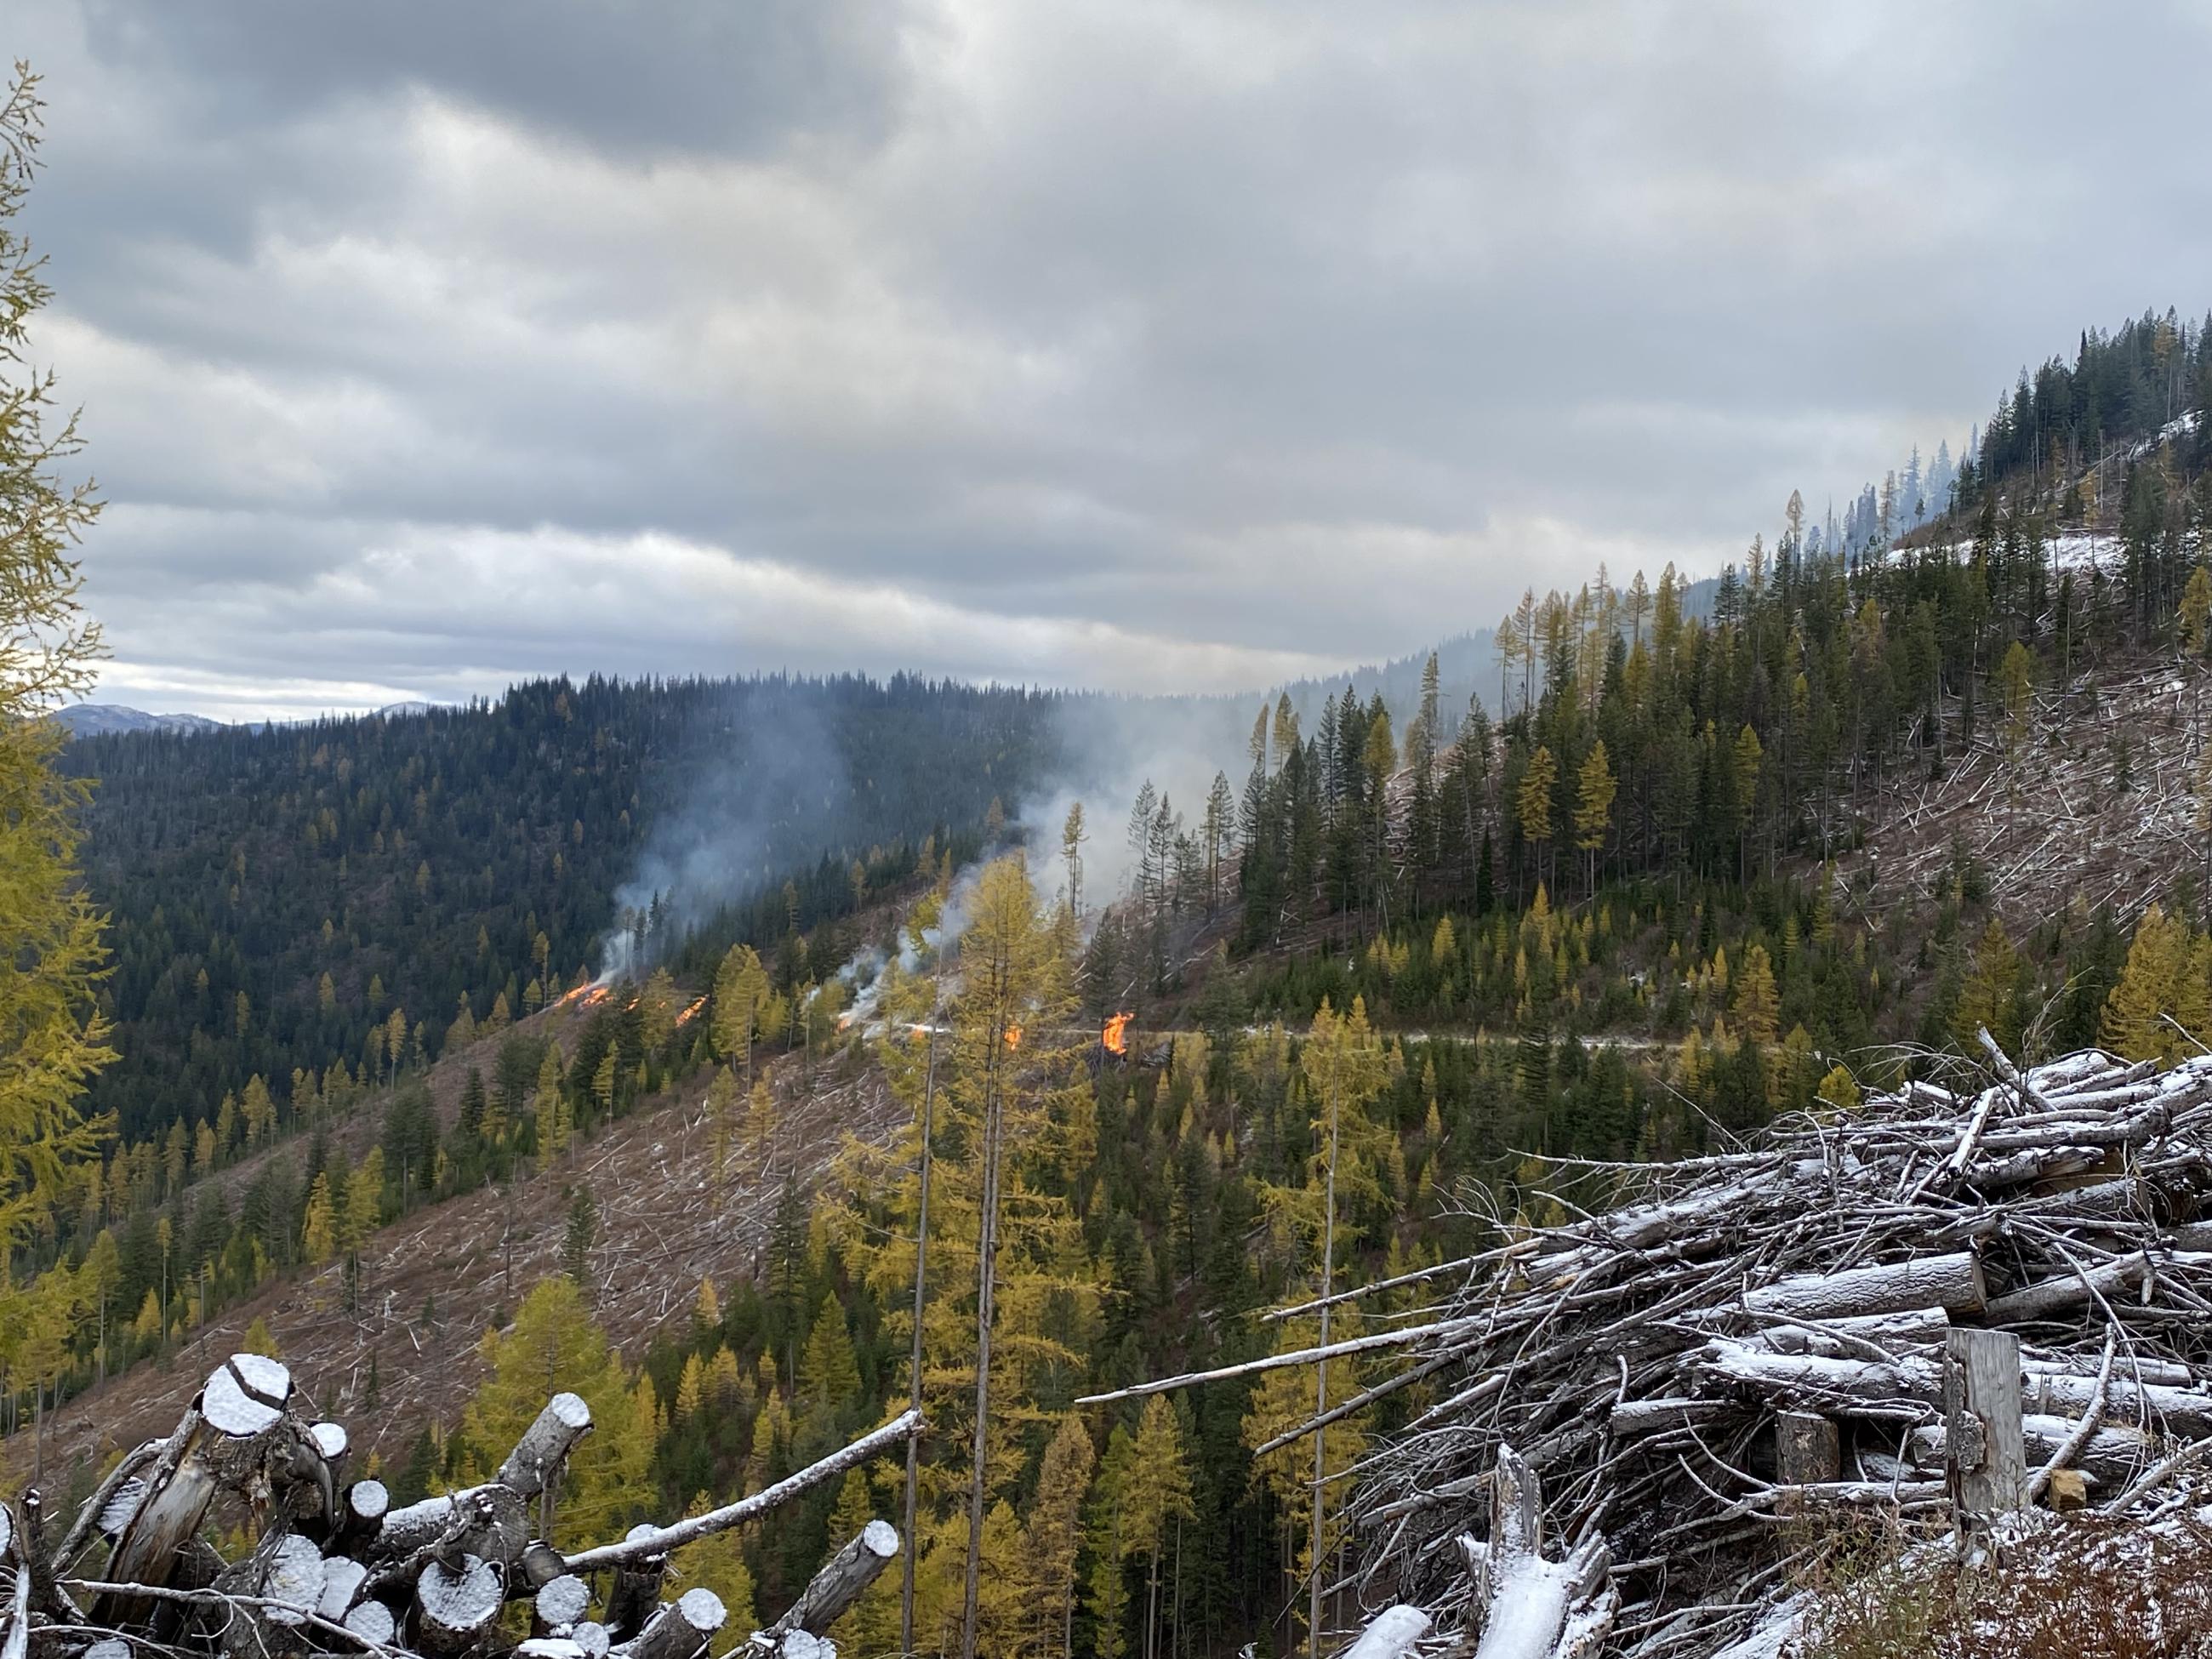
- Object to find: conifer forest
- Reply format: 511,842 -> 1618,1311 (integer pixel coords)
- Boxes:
11,20 -> 2212,1659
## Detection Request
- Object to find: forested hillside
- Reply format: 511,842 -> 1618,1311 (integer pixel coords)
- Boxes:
64,673 -> 1073,1149
16,307 -> 2212,1659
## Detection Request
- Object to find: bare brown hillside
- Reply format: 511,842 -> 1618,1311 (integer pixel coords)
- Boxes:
12,1038 -> 899,1491
1831,647 -> 2207,935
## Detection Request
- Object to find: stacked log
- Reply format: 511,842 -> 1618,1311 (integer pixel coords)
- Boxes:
1099,1039 -> 2212,1658
20,1357 -> 917,1659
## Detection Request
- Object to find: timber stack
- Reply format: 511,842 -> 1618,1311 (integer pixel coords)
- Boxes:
5,1353 -> 915,1659
1109,1035 -> 2212,1656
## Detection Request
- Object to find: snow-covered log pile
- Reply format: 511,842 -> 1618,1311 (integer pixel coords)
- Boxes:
1336,1040 -> 2212,1656
1119,1038 -> 2212,1657
9,1354 -> 915,1659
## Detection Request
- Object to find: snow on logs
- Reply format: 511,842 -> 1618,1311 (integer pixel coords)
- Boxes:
535,1573 -> 593,1636
1466,1446 -> 1617,1659
1742,1251 -> 1986,1321
499,1390 -> 594,1497
1160,1044 -> 2212,1659
616,1586 -> 727,1659
419,1554 -> 504,1651
755,1519 -> 899,1647
46,1356 -> 922,1659
1339,1605 -> 1432,1659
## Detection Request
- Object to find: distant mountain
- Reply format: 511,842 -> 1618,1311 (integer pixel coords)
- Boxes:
53,704 -> 225,738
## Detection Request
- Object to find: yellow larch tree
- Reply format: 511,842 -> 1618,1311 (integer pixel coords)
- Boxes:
1516,744 -> 1557,889
1021,1413 -> 1096,1658
0,66 -> 115,1277
1573,739 -> 1615,892
837,857 -> 1102,1659
459,1276 -> 652,1548
1120,1396 -> 1195,1659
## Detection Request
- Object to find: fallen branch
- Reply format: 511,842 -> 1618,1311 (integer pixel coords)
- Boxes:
562,1411 -> 920,1574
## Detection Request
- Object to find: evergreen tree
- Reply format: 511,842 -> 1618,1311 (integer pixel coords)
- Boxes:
563,1186 -> 596,1286
796,1292 -> 861,1430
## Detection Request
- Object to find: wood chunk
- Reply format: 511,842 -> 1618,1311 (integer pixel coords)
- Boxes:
347,1479 -> 391,1524
498,1392 -> 593,1498
521,1540 -> 572,1591
318,1555 -> 368,1622
96,1479 -> 146,1539
203,1354 -> 290,1437
758,1521 -> 898,1644
344,1600 -> 396,1647
1745,1253 -> 1987,1322
418,1554 -> 503,1652
1775,1412 -> 1840,1517
616,1589 -> 726,1659
375,1493 -> 457,1557
534,1574 -> 591,1637
1342,1605 -> 1431,1659
1609,1397 -> 1731,1436
94,1400 -> 222,1628
261,1534 -> 327,1628
1468,1445 -> 1616,1659
601,1525 -> 668,1642
1945,1327 -> 2027,1532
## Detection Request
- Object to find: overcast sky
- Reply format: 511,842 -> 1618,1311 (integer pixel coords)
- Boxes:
15,2 -> 2212,720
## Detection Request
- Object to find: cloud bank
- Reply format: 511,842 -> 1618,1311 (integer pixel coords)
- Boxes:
13,2 -> 2212,719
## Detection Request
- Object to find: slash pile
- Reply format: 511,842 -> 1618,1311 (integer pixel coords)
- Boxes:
3,1354 -> 915,1659
1324,1040 -> 2212,1657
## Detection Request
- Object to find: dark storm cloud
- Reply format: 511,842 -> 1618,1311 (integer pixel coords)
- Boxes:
77,0 -> 919,159
11,1 -> 2212,720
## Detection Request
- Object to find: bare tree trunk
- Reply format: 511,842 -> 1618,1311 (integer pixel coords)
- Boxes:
899,1016 -> 938,1658
1172,1515 -> 1183,1659
1308,1078 -> 1343,1659
960,1007 -> 1008,1659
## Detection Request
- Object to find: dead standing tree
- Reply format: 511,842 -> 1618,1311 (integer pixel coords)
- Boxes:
21,1354 -> 918,1659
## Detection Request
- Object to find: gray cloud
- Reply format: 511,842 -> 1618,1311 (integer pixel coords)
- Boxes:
13,0 -> 2212,721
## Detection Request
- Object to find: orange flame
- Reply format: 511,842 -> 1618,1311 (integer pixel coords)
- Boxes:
676,995 -> 708,1027
1003,1023 -> 1023,1052
1102,1012 -> 1132,1056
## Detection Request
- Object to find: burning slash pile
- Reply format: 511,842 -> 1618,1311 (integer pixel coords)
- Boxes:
1146,1038 -> 2212,1657
11,1356 -> 915,1659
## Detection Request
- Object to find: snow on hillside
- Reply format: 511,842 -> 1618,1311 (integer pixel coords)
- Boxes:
53,703 -> 225,737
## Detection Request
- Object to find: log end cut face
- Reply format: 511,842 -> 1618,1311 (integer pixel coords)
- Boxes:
203,1354 -> 294,1437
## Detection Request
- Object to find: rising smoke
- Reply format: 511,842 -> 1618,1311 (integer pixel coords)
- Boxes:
589,633 -> 1505,986
594,682 -> 852,979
